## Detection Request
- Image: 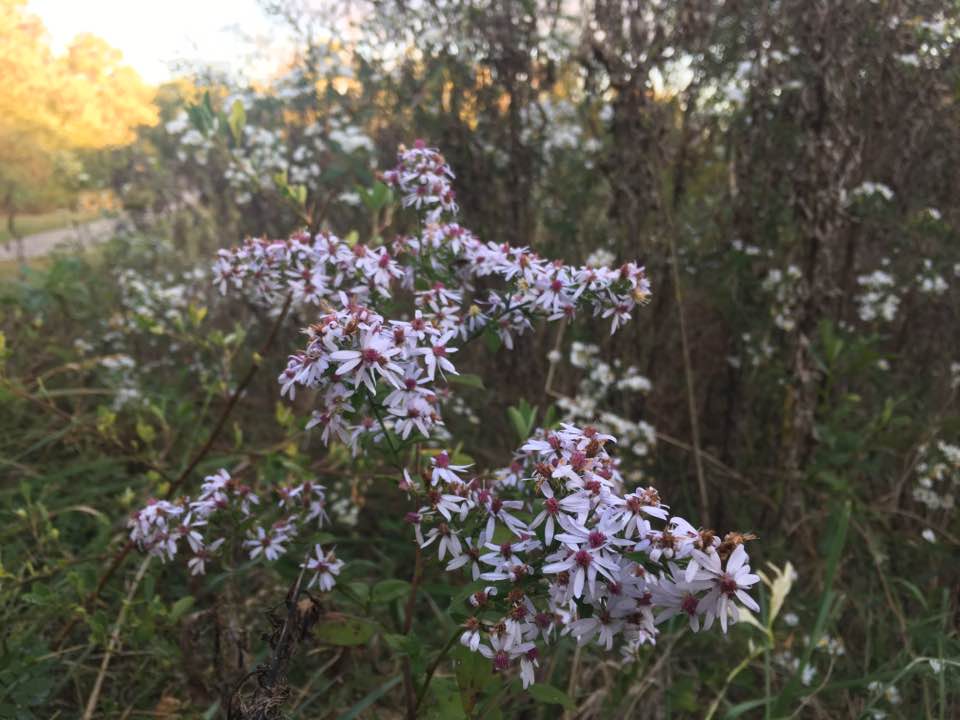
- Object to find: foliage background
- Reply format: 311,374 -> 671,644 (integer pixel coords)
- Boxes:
1,0 -> 958,718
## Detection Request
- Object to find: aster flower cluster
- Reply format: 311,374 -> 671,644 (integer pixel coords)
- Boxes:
213,143 -> 651,450
279,302 -> 459,448
405,424 -> 760,685
128,142 -> 753,695
382,139 -> 459,220
129,469 -> 340,589
213,143 -> 649,333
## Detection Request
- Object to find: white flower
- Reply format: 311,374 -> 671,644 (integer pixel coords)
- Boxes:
415,330 -> 459,380
421,523 -> 463,561
329,330 -> 404,392
691,545 -> 761,633
430,451 -> 472,485
245,526 -> 290,562
304,544 -> 344,591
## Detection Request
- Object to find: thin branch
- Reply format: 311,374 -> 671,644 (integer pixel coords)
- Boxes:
414,630 -> 461,714
81,556 -> 152,720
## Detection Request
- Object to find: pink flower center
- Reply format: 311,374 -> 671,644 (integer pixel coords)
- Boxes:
361,348 -> 382,365
493,650 -> 510,671
588,530 -> 606,548
681,594 -> 698,616
570,451 -> 586,471
574,550 -> 592,568
720,575 -> 738,596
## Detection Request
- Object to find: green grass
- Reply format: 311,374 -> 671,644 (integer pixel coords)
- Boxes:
0,208 -> 101,244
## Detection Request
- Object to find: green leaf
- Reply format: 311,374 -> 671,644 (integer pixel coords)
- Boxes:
448,373 -> 485,390
724,697 -> 773,719
528,683 -> 575,709
227,99 -> 246,143
346,581 -> 370,605
292,184 -> 307,207
382,632 -> 422,658
143,573 -> 155,602
372,578 -> 411,605
358,181 -> 393,213
507,407 -> 528,442
454,645 -> 494,714
372,181 -> 393,210
169,596 -> 195,622
426,676 -> 467,719
314,614 -> 377,646
136,418 -> 155,445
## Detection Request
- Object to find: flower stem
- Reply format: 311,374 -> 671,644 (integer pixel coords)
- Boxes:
414,629 -> 462,715
402,545 -> 423,719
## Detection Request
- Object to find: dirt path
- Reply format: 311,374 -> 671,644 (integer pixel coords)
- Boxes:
0,217 -> 122,262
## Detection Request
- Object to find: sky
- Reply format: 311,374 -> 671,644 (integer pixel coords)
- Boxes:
29,0 -> 280,83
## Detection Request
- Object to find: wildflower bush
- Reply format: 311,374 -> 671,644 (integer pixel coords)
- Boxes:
128,141 -> 764,713
3,2 -> 960,719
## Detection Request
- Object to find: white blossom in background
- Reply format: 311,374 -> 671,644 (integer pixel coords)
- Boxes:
762,265 -> 804,332
846,181 -> 895,204
586,248 -> 616,268
856,270 -> 900,323
912,440 -> 959,511
916,260 -> 949,295
553,343 -> 657,463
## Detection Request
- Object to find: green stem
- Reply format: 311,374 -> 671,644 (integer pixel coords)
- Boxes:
413,629 -> 462,714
